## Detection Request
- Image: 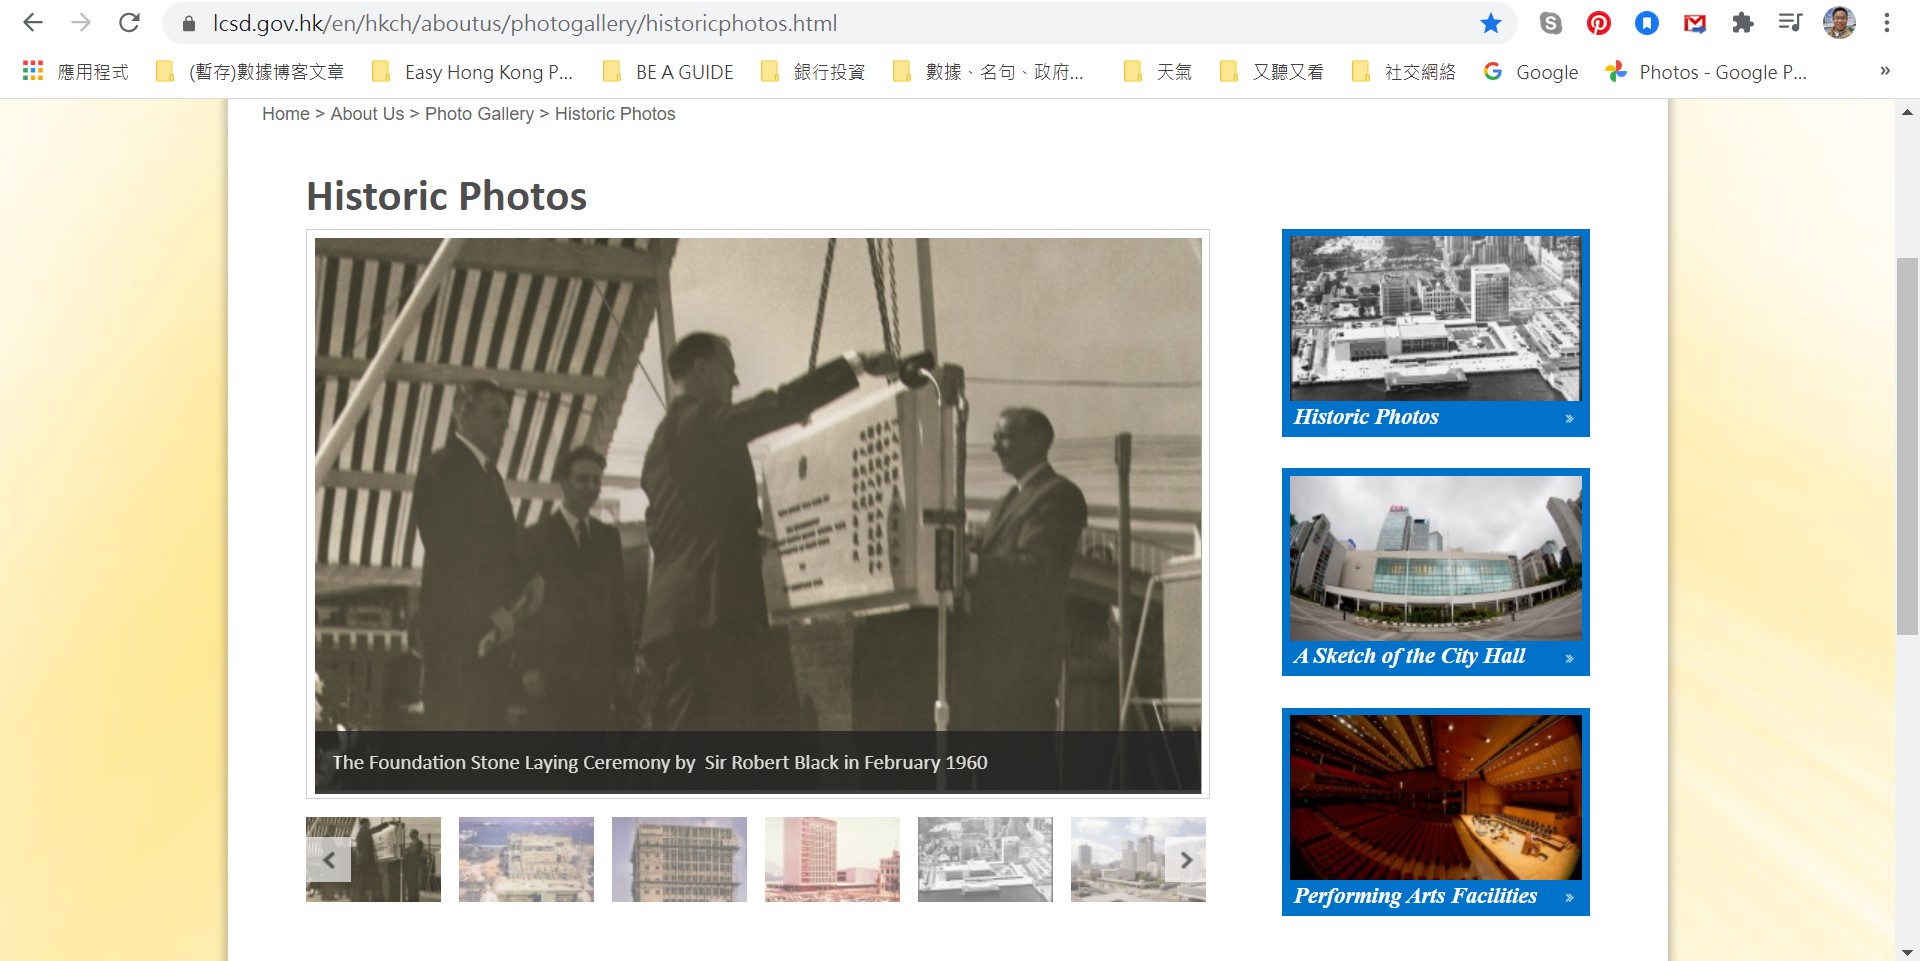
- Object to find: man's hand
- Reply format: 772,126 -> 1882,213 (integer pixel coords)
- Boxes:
521,669 -> 546,699
858,350 -> 900,377
523,575 -> 546,615
489,608 -> 516,643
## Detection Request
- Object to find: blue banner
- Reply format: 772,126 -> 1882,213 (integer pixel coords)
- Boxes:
1282,641 -> 1590,676
1286,880 -> 1589,916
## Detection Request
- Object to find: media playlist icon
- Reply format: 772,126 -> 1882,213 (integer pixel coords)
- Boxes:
1605,59 -> 1626,81
1541,11 -> 1565,33
1732,11 -> 1756,31
1588,10 -> 1613,34
1779,12 -> 1804,31
1636,11 -> 1660,33
1485,61 -> 1503,79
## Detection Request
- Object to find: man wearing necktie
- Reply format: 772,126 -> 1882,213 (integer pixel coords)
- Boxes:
517,445 -> 633,730
639,332 -> 897,731
958,407 -> 1088,731
412,379 -> 535,730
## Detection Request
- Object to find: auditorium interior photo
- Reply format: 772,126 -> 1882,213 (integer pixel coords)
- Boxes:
1289,713 -> 1583,882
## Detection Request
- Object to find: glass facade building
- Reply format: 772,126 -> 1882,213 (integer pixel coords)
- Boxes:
1372,556 -> 1519,596
1377,508 -> 1412,550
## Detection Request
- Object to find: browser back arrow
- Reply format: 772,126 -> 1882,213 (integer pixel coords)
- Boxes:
24,12 -> 43,31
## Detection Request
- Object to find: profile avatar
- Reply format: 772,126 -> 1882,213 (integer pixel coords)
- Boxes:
1825,6 -> 1855,38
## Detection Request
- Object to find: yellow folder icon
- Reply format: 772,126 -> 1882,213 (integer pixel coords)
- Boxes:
761,60 -> 780,82
893,60 -> 912,82
603,60 -> 622,82
1351,60 -> 1370,82
1220,60 -> 1238,82
372,60 -> 390,82
156,60 -> 174,83
1124,60 -> 1143,82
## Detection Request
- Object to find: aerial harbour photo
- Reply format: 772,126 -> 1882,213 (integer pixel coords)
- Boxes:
458,817 -> 595,902
1288,233 -> 1584,402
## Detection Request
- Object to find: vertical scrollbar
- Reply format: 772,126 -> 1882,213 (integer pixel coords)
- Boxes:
1897,99 -> 1918,958
1903,258 -> 1917,634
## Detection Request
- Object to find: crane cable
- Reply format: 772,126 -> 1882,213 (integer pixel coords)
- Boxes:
810,237 -> 904,369
807,238 -> 838,370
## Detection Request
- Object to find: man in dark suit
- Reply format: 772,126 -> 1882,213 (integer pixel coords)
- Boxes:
640,332 -> 896,730
959,407 -> 1088,731
412,379 -> 537,730
402,828 -> 427,902
517,445 -> 632,730
350,818 -> 379,901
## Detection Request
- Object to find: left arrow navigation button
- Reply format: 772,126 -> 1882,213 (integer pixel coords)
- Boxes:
307,837 -> 351,883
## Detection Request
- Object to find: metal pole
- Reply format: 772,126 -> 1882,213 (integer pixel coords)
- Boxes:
1114,432 -> 1133,720
654,246 -> 679,388
916,239 -> 937,358
314,238 -> 466,489
935,389 -> 953,736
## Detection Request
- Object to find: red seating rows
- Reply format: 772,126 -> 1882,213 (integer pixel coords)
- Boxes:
1294,805 -> 1471,882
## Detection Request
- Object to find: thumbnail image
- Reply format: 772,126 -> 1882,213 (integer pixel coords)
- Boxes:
1289,714 -> 1584,881
305,816 -> 440,902
312,237 -> 1200,737
916,817 -> 1054,902
613,817 -> 747,902
1068,817 -> 1206,902
765,817 -> 900,902
1288,232 -> 1584,401
457,817 -> 594,902
1288,473 -> 1585,641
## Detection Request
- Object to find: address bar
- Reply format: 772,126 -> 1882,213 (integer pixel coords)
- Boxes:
165,3 -> 1520,44
194,9 -> 840,39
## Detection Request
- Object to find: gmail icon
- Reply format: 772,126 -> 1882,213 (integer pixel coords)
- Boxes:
1683,13 -> 1707,32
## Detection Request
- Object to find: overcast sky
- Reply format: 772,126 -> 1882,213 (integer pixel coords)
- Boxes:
1290,475 -> 1582,555
764,817 -> 900,881
604,238 -> 1202,516
1070,817 -> 1206,866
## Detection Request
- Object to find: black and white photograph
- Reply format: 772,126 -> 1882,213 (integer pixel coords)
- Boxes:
305,816 -> 440,902
1288,473 -> 1586,642
1288,233 -> 1584,401
916,817 -> 1054,902
311,237 -> 1201,792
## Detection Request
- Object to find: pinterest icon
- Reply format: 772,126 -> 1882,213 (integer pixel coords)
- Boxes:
1587,10 -> 1613,34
